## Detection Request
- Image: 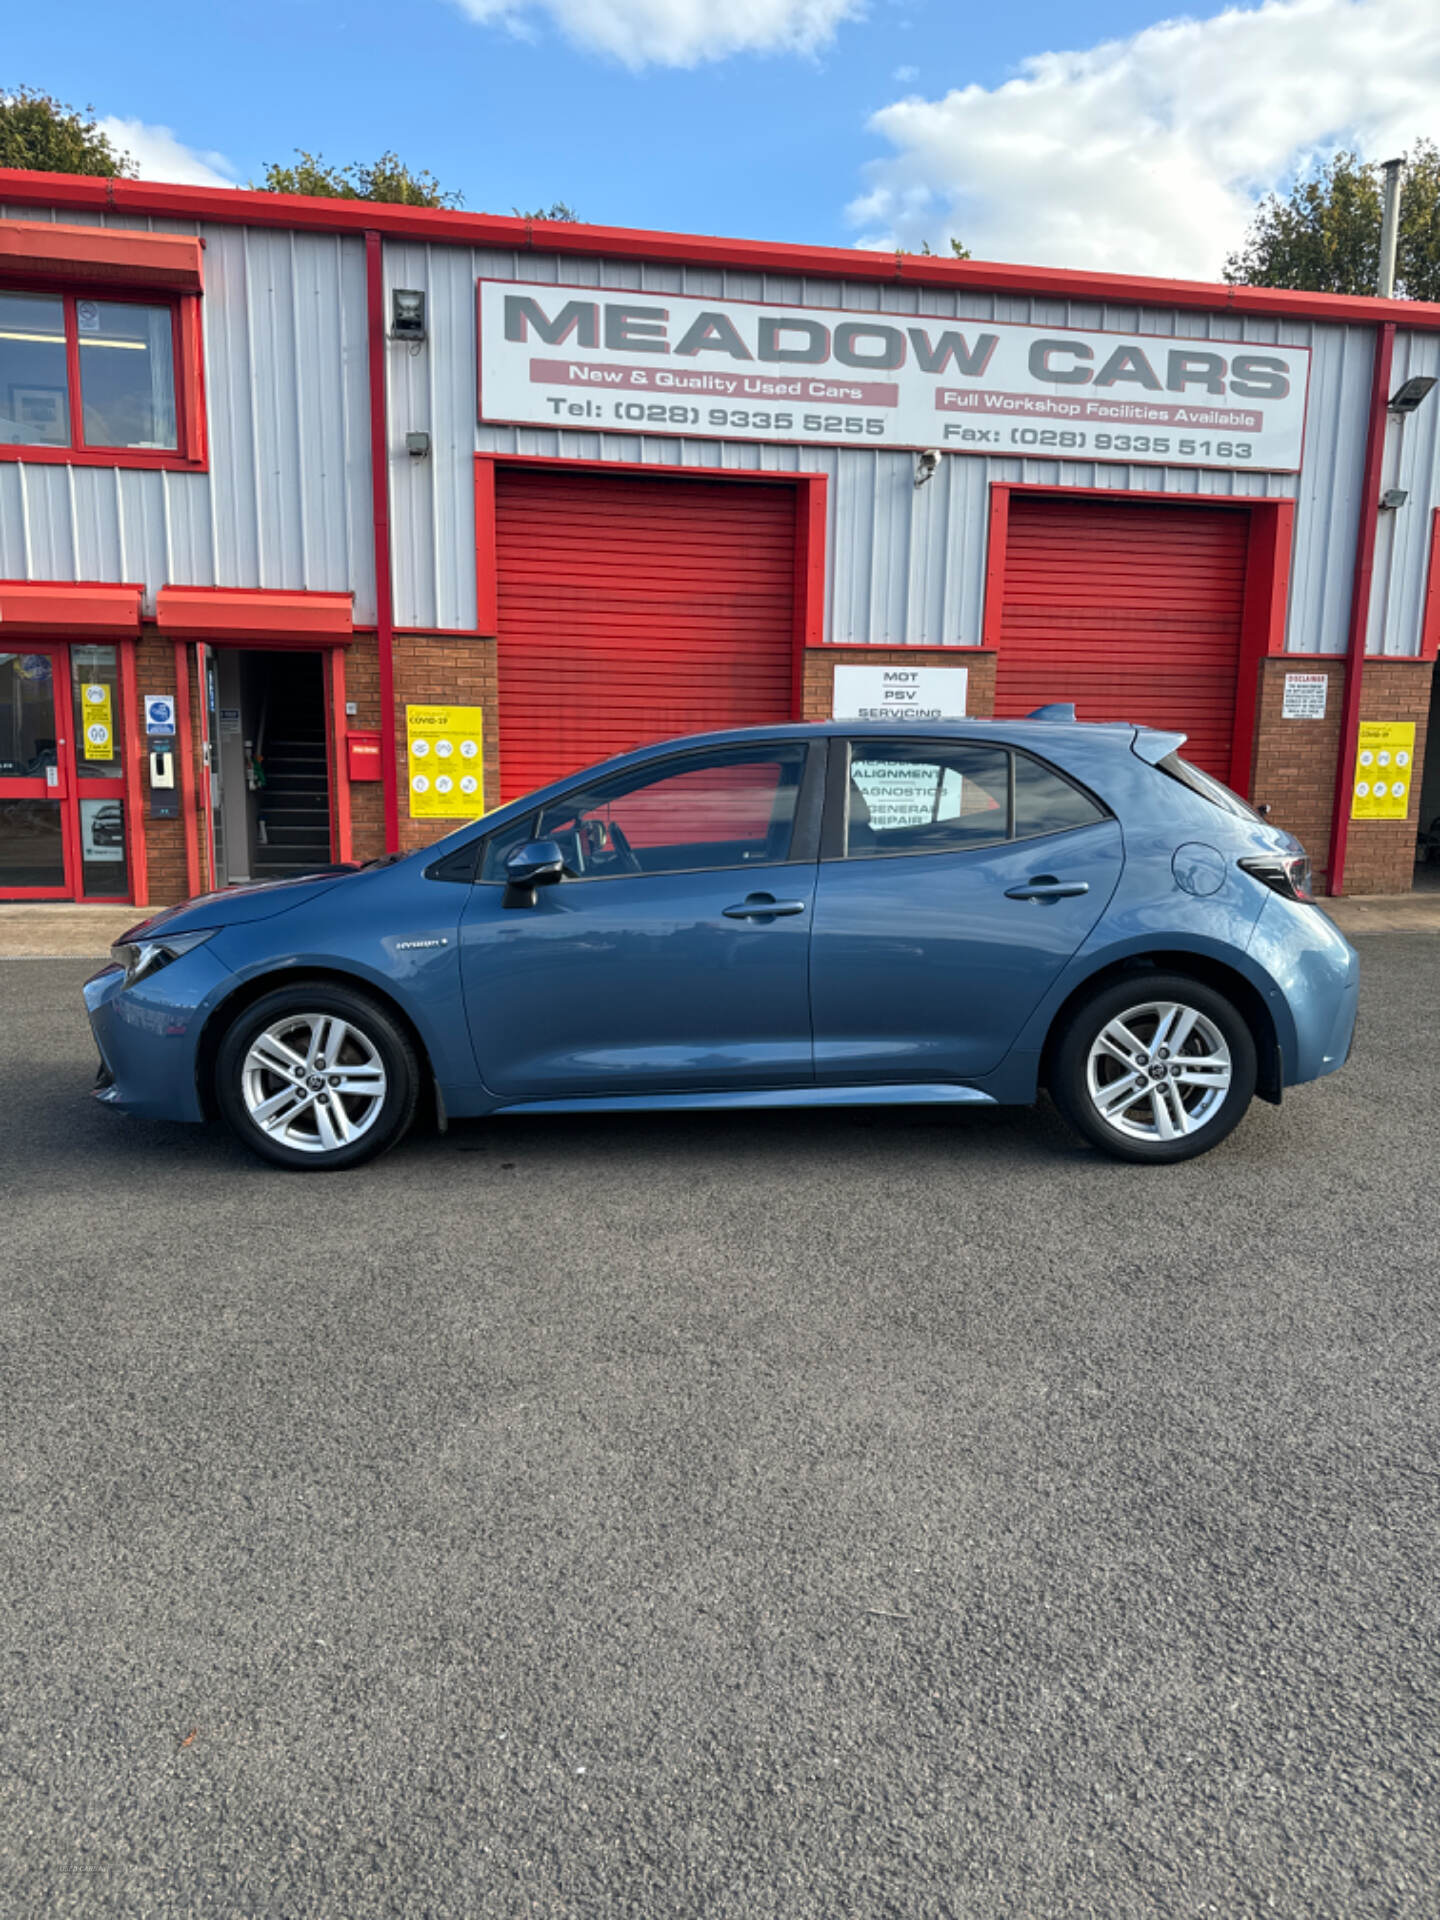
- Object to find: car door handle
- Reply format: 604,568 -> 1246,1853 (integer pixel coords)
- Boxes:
1004,877 -> 1090,901
722,894 -> 808,919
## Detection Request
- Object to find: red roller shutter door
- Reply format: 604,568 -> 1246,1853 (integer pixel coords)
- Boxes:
994,495 -> 1250,777
495,469 -> 797,801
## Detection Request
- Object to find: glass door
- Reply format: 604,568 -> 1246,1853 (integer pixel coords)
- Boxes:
69,643 -> 131,899
0,649 -> 70,897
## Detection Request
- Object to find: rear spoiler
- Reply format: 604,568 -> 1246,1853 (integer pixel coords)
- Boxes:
1131,728 -> 1187,765
1024,703 -> 1188,765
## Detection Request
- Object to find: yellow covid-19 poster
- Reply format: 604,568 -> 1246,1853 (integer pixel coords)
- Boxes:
81,682 -> 114,760
405,705 -> 485,819
1351,721 -> 1416,821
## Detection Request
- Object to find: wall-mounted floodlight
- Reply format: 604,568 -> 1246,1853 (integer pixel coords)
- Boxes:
1388,376 -> 1436,414
391,289 -> 426,340
1379,488 -> 1409,511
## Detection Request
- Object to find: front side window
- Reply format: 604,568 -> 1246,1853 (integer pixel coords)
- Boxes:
0,289 -> 177,452
536,744 -> 808,880
846,742 -> 1010,857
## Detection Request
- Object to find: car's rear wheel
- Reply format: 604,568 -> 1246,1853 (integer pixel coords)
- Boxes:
216,984 -> 419,1171
1051,972 -> 1257,1164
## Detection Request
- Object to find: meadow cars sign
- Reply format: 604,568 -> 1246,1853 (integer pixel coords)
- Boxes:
479,280 -> 1311,472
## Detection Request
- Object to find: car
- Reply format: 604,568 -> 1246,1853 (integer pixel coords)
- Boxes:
84,712 -> 1359,1172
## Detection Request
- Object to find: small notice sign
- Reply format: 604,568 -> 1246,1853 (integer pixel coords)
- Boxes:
406,704 -> 485,819
832,665 -> 969,724
81,682 -> 114,760
1351,720 -> 1416,820
1282,673 -> 1328,720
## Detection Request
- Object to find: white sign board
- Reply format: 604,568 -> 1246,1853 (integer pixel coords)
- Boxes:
832,665 -> 969,723
1282,672 -> 1329,720
144,693 -> 176,735
480,280 -> 1312,473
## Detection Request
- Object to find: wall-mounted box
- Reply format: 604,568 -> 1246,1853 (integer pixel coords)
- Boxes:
346,731 -> 383,781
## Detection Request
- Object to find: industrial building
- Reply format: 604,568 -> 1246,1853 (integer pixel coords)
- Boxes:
2,166 -> 1439,906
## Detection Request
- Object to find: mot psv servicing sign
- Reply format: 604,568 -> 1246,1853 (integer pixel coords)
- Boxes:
478,280 -> 1311,473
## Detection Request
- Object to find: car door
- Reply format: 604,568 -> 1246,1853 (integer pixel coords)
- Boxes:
810,736 -> 1123,1082
458,739 -> 824,1099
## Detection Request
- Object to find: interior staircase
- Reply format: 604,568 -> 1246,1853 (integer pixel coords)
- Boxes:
251,655 -> 333,878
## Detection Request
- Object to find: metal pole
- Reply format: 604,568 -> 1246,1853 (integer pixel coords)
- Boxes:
1378,157 -> 1405,298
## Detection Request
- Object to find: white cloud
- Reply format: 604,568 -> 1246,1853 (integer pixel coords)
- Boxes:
98,118 -> 237,188
849,0 -> 1440,279
451,0 -> 862,66
892,64 -> 919,82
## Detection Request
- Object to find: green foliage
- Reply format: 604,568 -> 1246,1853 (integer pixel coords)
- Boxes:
1225,143 -> 1440,301
259,150 -> 463,208
917,237 -> 972,260
513,202 -> 580,223
0,84 -> 134,177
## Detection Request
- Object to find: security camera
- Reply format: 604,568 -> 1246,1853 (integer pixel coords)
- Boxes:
914,448 -> 942,488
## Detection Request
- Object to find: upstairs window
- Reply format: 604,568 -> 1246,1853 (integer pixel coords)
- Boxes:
1,290 -> 178,453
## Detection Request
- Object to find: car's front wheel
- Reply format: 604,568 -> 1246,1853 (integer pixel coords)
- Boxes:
215,984 -> 420,1170
1051,972 -> 1257,1164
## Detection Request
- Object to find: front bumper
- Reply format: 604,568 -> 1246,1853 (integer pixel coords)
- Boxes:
84,947 -> 237,1123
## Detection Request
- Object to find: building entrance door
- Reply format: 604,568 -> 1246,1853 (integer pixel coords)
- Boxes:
0,647 -> 69,896
204,646 -> 334,887
0,643 -> 133,901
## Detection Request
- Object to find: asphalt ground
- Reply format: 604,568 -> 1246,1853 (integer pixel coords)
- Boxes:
2,941 -> 1438,1919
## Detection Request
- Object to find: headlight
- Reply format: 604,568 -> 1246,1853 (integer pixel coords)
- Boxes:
111,927 -> 219,987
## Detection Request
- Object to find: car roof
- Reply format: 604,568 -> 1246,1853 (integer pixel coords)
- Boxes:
611,716 -> 1155,755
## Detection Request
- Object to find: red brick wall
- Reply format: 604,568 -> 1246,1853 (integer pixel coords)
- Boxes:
801,646 -> 996,722
1249,655 -> 1434,895
390,634 -> 500,858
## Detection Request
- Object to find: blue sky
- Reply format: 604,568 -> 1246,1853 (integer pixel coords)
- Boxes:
6,0 -> 1439,279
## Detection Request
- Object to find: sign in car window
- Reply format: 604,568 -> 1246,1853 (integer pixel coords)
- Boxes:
479,280 -> 1311,473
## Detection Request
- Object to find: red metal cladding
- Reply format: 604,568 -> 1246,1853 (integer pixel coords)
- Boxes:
994,495 -> 1250,778
494,469 -> 798,801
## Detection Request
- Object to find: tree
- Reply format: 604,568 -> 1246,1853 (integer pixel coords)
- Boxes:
0,85 -> 134,177
259,150 -> 463,209
917,237 -> 972,261
514,202 -> 580,223
1225,142 -> 1440,301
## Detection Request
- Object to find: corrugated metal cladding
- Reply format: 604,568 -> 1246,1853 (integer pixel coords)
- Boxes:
384,243 -> 1382,655
1371,328 -> 1440,656
0,206 -> 375,621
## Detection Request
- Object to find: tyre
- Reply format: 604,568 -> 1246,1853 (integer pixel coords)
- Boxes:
1050,972 -> 1257,1165
215,983 -> 420,1171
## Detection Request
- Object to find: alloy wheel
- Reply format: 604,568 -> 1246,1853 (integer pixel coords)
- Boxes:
240,1012 -> 388,1154
1084,999 -> 1232,1143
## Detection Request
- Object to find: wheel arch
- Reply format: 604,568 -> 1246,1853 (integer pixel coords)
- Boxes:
194,965 -> 439,1123
1037,949 -> 1285,1106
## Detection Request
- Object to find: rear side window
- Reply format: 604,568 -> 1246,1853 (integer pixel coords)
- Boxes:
1013,754 -> 1106,838
846,743 -> 1010,857
1157,752 -> 1260,821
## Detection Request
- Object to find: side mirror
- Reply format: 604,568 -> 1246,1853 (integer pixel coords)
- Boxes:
503,839 -> 566,908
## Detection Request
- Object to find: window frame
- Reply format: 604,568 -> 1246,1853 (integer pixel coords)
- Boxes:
462,739 -> 829,886
0,281 -> 206,471
823,736 -> 1110,862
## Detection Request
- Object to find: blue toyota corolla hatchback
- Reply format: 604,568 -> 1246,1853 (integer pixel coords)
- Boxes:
85,713 -> 1358,1171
